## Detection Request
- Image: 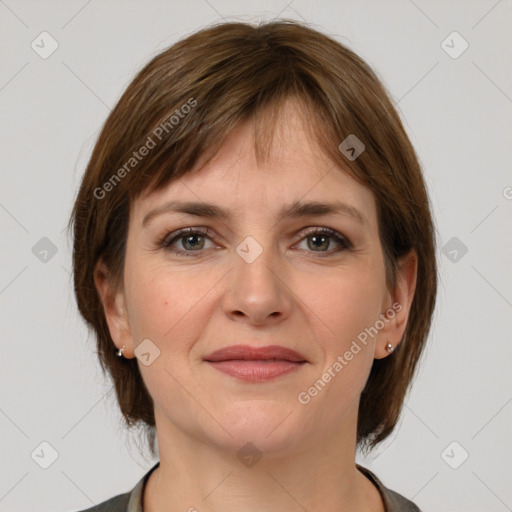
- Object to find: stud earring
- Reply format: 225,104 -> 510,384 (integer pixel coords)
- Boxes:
385,342 -> 394,353
116,345 -> 125,357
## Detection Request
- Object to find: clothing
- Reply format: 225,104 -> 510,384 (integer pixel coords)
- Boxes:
76,462 -> 420,512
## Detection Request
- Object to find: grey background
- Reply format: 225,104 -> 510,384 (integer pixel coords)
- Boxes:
1,0 -> 511,511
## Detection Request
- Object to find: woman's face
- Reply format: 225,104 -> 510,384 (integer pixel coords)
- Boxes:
101,100 -> 413,457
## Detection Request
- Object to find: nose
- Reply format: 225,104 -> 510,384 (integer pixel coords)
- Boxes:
222,236 -> 293,326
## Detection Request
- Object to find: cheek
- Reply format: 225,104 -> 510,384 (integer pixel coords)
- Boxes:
124,258 -> 218,346
305,275 -> 384,413
313,264 -> 386,348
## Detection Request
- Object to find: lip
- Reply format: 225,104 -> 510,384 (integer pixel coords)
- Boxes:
204,345 -> 307,382
204,344 -> 307,363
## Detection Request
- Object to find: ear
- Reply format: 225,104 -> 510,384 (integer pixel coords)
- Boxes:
374,249 -> 418,359
93,259 -> 134,358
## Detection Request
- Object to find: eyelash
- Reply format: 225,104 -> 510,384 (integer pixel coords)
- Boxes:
157,226 -> 352,258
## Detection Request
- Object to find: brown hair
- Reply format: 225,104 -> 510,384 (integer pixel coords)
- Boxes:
68,19 -> 437,456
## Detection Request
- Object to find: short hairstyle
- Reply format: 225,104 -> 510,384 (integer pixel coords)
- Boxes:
68,19 -> 437,456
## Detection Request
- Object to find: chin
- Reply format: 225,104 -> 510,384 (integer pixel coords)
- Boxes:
209,401 -> 305,457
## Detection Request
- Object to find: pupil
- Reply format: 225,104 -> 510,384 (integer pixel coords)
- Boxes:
310,235 -> 327,250
185,235 -> 203,249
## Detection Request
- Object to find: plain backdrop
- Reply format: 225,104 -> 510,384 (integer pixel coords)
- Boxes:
1,1 -> 511,511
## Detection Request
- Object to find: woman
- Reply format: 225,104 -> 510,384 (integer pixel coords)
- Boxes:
70,19 -> 437,512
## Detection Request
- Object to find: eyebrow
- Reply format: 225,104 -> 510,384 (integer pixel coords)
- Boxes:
142,199 -> 367,227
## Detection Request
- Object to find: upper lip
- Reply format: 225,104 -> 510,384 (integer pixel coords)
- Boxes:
204,345 -> 307,363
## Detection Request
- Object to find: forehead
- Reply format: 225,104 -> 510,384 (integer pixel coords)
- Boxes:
132,100 -> 377,227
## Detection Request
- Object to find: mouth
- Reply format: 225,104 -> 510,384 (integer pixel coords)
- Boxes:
204,345 -> 307,382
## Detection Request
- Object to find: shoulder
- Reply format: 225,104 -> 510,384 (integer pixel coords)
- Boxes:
73,491 -> 131,512
357,464 -> 421,512
72,461 -> 159,512
382,487 -> 421,512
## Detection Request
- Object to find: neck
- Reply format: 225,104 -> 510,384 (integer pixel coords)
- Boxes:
143,406 -> 384,512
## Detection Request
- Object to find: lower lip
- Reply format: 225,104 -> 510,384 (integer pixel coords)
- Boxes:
206,360 -> 305,382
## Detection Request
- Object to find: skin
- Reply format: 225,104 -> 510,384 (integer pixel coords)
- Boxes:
95,98 -> 417,512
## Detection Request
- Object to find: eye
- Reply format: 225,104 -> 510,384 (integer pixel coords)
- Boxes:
294,227 -> 352,256
159,227 -> 216,256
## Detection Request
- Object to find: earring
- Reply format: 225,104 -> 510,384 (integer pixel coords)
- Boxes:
385,342 -> 394,353
116,345 -> 125,358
